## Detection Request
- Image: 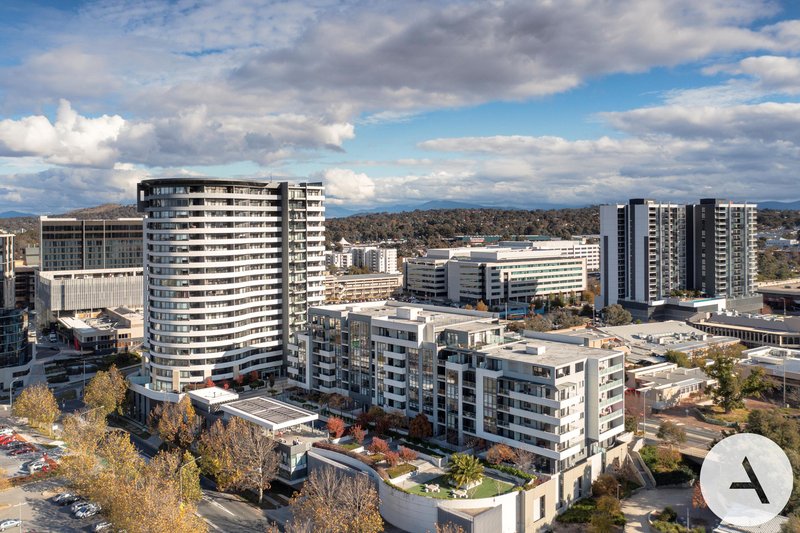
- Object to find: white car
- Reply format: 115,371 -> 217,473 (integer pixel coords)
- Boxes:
0,428 -> 13,437
76,503 -> 101,519
0,519 -> 20,531
70,500 -> 89,513
94,522 -> 112,532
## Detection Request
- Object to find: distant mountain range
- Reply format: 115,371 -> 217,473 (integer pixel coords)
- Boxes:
760,200 -> 800,211
325,200 -> 573,218
0,211 -> 35,218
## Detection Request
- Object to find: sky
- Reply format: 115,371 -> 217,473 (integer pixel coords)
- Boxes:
1,0 -> 800,213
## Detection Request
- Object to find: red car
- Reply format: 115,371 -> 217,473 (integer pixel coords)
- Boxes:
9,447 -> 33,456
0,435 -> 16,444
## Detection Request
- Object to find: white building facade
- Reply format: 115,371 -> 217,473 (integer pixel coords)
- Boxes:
135,178 -> 325,394
288,301 -> 625,474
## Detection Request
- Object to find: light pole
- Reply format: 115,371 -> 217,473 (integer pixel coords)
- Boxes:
641,389 -> 649,439
178,455 -> 200,505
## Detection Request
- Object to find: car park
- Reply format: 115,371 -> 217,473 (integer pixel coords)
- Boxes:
0,519 -> 20,531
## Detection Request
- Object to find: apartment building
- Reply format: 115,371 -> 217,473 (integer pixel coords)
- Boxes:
325,251 -> 353,270
501,239 -> 601,272
0,233 -> 14,309
600,198 -> 759,319
39,217 -> 143,271
600,199 -> 686,308
133,178 -> 325,401
687,199 -> 757,299
288,301 -> 625,474
324,273 -> 403,302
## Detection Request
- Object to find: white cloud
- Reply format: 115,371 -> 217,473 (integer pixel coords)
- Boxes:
321,168 -> 376,205
0,100 -> 125,167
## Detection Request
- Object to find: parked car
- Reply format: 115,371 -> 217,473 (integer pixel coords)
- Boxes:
0,428 -> 14,436
10,446 -> 34,456
0,519 -> 20,531
76,503 -> 101,518
4,440 -> 24,449
71,500 -> 90,513
59,494 -> 81,506
94,522 -> 112,532
52,492 -> 73,503
0,437 -> 16,446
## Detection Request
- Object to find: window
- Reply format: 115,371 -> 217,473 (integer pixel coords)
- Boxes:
538,495 -> 546,520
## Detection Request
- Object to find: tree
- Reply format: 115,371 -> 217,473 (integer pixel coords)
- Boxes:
523,314 -> 552,332
447,454 -> 484,488
398,446 -> 417,463
351,424 -> 367,444
385,451 -> 400,467
436,523 -> 466,533
657,420 -> 687,448
664,349 -> 692,368
604,304 -> 632,326
590,495 -> 620,533
513,449 -> 535,473
368,437 -> 389,455
782,512 -> 800,533
592,473 -> 620,498
485,443 -> 516,465
327,416 -> 346,439
624,415 -> 638,433
705,346 -> 761,413
742,366 -> 770,399
84,365 -> 128,416
148,396 -> 201,449
475,300 -> 489,312
291,465 -> 383,533
12,383 -> 59,436
199,417 -> 279,504
692,482 -> 707,510
409,413 -> 432,439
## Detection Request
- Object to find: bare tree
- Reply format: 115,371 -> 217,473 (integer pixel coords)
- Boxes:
199,417 -> 279,504
514,449 -> 535,473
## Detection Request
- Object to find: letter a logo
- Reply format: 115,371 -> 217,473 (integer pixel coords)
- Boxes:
728,456 -> 769,504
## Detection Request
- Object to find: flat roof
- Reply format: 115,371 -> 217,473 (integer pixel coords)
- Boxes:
480,338 -> 621,367
187,386 -> 239,406
325,273 -> 403,281
314,300 -> 496,329
757,283 -> 800,296
220,396 -> 318,431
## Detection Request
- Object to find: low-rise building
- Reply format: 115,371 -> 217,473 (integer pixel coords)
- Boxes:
625,362 -> 715,409
598,320 -> 740,364
35,268 -> 143,326
739,346 -> 800,405
220,396 -> 324,483
56,307 -> 143,354
690,311 -> 800,349
757,282 -> 800,313
324,273 -> 402,302
289,301 -> 625,475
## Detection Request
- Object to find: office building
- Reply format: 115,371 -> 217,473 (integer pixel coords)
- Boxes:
687,199 -> 757,299
625,362 -> 716,409
57,307 -> 144,355
599,198 -> 759,318
39,217 -> 143,271
14,266 -> 36,310
324,273 -> 403,302
288,301 -> 625,474
0,308 -> 33,392
405,247 -> 586,306
132,178 -> 325,400
35,268 -> 143,325
501,239 -> 600,272
739,346 -> 800,406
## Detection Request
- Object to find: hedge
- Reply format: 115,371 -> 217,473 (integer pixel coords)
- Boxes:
479,459 -> 536,483
555,498 -> 625,525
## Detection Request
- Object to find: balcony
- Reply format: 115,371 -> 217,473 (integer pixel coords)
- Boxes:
599,394 -> 624,409
600,363 -> 624,376
598,410 -> 624,425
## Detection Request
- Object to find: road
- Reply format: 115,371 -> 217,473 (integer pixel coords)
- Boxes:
641,420 -> 720,448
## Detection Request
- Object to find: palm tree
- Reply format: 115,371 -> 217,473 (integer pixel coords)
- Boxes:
447,454 -> 484,488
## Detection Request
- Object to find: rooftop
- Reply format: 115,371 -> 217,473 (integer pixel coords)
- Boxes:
599,320 -> 739,358
315,300 -> 496,329
187,386 -> 240,406
325,272 -> 403,281
220,396 -> 318,431
696,311 -> 800,333
480,338 -> 621,366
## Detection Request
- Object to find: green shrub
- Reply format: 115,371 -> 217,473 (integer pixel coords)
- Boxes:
555,498 -> 625,525
386,463 -> 417,479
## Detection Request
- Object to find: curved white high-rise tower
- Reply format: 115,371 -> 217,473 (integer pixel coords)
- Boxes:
135,178 -> 325,395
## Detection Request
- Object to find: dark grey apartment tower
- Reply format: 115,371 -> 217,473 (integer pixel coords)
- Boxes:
687,199 -> 757,299
39,217 -> 143,271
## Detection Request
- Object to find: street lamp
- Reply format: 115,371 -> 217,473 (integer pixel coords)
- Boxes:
641,389 -> 649,439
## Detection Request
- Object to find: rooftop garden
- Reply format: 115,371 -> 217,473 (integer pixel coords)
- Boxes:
403,474 -> 514,500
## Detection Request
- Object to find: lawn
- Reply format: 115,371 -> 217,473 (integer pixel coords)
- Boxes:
339,442 -> 362,451
556,497 -> 626,525
405,474 -> 514,499
386,463 -> 417,479
701,405 -> 750,424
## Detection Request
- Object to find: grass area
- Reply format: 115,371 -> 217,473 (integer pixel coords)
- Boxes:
339,442 -> 362,451
405,474 -> 513,500
556,497 -> 626,525
386,463 -> 417,479
701,405 -> 750,424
